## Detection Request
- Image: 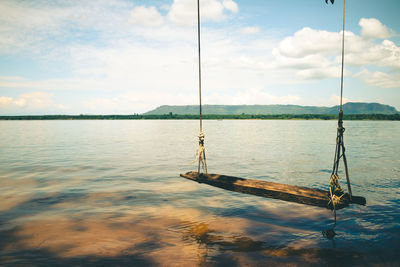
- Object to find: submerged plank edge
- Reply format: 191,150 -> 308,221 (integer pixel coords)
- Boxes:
180,171 -> 366,210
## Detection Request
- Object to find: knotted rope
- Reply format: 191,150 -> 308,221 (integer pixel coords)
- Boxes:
192,132 -> 208,174
326,0 -> 352,230
328,173 -> 344,219
194,0 -> 208,174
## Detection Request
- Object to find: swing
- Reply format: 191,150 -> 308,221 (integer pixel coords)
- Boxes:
180,0 -> 366,211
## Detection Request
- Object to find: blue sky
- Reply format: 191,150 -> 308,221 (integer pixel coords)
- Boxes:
0,0 -> 399,115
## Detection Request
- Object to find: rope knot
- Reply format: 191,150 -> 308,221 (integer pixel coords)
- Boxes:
329,173 -> 344,210
190,131 -> 208,174
198,132 -> 205,144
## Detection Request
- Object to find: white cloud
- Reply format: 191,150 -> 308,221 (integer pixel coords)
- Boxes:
274,27 -> 376,61
0,92 -> 66,113
167,0 -> 238,26
346,39 -> 400,69
273,19 -> 400,82
0,0 -> 134,54
0,1 -> 66,53
359,18 -> 395,39
0,96 -> 13,108
272,28 -> 346,80
222,0 -> 238,13
276,27 -> 340,58
273,53 -> 331,70
296,66 -> 344,80
240,26 -> 260,35
355,69 -> 400,88
130,6 -> 164,27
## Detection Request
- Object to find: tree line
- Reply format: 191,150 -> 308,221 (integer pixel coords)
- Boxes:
1,113 -> 399,120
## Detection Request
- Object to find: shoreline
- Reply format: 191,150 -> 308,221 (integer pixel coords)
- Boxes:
0,114 -> 399,121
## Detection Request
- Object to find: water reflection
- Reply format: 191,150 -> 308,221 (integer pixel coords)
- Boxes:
0,188 -> 385,266
0,120 -> 399,265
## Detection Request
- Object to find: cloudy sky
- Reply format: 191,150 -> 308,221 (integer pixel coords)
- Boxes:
0,0 -> 399,115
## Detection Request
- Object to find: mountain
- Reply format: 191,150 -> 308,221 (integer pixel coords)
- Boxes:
144,102 -> 398,115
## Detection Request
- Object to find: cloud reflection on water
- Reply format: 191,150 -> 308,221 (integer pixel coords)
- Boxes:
1,120 -> 399,265
0,188 -> 371,266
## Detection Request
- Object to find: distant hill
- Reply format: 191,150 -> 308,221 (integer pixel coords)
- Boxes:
144,102 -> 398,115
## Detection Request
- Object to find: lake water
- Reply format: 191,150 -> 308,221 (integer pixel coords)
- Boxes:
0,120 -> 399,266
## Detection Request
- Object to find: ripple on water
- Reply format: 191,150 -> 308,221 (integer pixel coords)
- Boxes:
0,120 -> 399,265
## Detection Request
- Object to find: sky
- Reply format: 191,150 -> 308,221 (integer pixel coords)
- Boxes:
0,0 -> 399,115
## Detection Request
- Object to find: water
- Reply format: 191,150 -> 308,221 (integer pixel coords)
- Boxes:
0,120 -> 399,266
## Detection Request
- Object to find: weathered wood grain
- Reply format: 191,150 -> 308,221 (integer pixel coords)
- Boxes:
180,171 -> 366,210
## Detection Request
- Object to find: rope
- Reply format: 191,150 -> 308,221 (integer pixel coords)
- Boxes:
339,0 -> 346,109
328,0 -> 352,227
328,174 -> 344,226
197,0 -> 203,132
328,174 -> 344,209
325,7 -> 343,233
329,132 -> 345,224
195,0 -> 207,174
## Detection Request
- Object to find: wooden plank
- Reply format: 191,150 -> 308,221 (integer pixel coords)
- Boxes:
180,171 -> 366,210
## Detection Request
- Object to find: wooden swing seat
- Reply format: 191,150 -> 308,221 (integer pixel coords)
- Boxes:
180,171 -> 366,210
